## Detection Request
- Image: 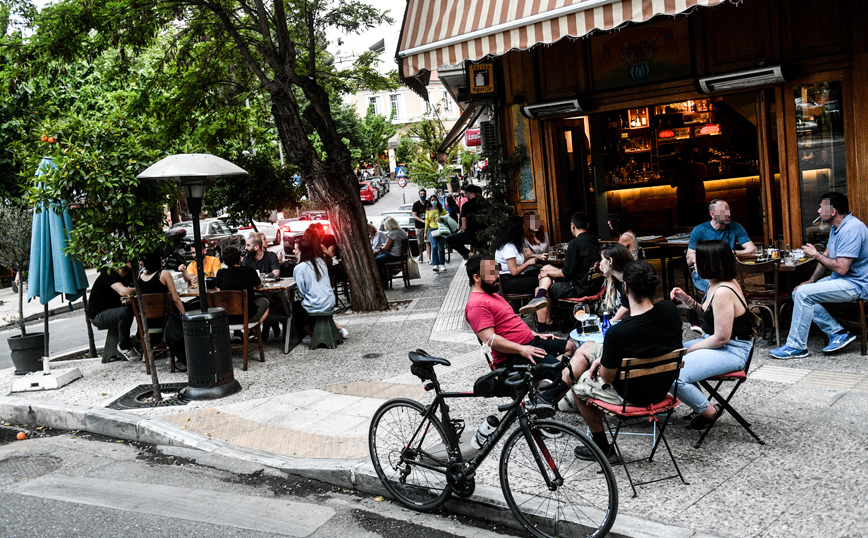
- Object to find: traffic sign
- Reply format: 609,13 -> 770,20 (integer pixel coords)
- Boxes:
397,177 -> 407,188
396,166 -> 407,178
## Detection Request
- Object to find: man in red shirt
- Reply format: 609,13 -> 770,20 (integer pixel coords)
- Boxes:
464,255 -> 585,410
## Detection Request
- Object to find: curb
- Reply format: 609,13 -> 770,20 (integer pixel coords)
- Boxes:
0,300 -> 84,330
0,397 -> 720,538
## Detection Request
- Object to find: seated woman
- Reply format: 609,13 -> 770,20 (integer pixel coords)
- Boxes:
292,238 -> 349,344
608,209 -> 643,260
599,243 -> 634,322
670,239 -> 754,430
522,212 -> 550,256
368,223 -> 388,253
493,216 -> 554,329
138,250 -> 187,369
375,217 -> 408,283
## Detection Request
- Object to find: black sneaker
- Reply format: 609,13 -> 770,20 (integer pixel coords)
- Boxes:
525,397 -> 556,419
574,445 -> 620,465
681,411 -> 698,422
174,361 -> 187,372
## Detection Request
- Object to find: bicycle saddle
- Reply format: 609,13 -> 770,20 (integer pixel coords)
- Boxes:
409,349 -> 451,367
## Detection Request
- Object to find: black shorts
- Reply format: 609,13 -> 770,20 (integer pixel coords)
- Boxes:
501,336 -> 568,381
500,267 -> 540,295
549,280 -> 578,300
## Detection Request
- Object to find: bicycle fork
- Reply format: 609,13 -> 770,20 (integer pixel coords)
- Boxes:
518,415 -> 563,491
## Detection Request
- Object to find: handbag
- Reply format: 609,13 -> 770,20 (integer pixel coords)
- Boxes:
162,311 -> 184,348
437,215 -> 457,237
406,255 -> 421,280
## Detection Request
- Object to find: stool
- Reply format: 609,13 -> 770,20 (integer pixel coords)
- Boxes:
101,327 -> 124,363
309,311 -> 343,349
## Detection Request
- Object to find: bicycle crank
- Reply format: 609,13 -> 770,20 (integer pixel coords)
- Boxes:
446,462 -> 476,498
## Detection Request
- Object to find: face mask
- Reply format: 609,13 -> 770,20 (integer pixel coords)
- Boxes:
420,195 -> 426,200
431,200 -> 438,206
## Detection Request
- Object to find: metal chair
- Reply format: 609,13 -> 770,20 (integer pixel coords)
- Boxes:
736,259 -> 791,347
384,238 -> 411,288
693,335 -> 766,448
207,290 -> 264,371
130,293 -> 178,374
587,348 -> 688,497
494,263 -> 533,312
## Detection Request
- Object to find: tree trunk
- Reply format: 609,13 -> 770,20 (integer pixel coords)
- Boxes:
270,90 -> 388,312
17,269 -> 25,337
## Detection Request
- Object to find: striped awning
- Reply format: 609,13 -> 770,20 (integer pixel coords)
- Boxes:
398,0 -> 726,80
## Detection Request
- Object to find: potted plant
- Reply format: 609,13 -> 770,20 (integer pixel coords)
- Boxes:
0,201 -> 43,374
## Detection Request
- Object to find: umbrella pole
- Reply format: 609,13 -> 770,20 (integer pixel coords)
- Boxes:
43,303 -> 50,374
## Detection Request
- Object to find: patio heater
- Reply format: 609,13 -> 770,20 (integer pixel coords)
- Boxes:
138,154 -> 244,400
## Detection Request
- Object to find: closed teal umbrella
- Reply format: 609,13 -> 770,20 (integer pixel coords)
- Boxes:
27,156 -> 89,357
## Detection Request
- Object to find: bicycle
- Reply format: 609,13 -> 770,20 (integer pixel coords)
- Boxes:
369,350 -> 618,538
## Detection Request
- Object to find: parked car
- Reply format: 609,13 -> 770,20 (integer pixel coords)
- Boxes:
360,181 -> 378,204
378,210 -> 420,257
368,178 -> 386,198
281,218 -> 334,257
218,216 -> 281,246
398,203 -> 414,211
167,218 -> 245,261
377,175 -> 390,193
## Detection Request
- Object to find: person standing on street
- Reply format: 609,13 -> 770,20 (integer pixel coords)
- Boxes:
446,184 -> 483,259
412,188 -> 428,262
770,193 -> 868,358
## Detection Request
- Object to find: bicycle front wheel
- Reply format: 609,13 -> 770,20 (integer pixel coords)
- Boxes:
369,398 -> 452,511
499,419 -> 618,538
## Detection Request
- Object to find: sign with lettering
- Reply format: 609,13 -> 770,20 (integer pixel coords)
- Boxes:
465,128 -> 481,146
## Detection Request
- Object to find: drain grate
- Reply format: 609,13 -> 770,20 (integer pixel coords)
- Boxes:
362,353 -> 383,359
107,383 -> 190,410
0,426 -> 26,447
0,456 -> 62,486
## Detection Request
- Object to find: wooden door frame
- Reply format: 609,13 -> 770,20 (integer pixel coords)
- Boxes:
781,68 -> 854,247
543,118 -> 590,244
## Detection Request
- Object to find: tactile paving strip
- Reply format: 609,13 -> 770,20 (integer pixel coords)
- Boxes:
162,408 -> 368,460
321,380 -> 425,400
797,371 -> 868,390
748,365 -> 811,384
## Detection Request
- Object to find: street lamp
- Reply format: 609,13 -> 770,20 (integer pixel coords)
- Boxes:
138,154 -> 246,400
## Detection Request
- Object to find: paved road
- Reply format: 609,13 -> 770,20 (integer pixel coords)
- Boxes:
0,431 -> 516,538
0,309 -> 104,371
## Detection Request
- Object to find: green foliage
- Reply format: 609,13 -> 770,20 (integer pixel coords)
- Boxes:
205,152 -> 303,226
476,146 -> 529,251
458,147 -> 478,176
404,106 -> 456,189
360,106 -> 397,167
0,199 -> 31,273
395,137 -> 416,165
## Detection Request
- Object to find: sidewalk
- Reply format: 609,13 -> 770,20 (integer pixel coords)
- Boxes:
2,259 -> 868,538
0,268 -> 100,328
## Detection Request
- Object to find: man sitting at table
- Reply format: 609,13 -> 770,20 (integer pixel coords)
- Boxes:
178,248 -> 222,284
216,247 -> 269,325
569,260 -> 683,463
464,255 -> 585,410
242,236 -> 280,278
519,212 -> 601,332
771,192 -> 868,358
88,263 -> 139,361
688,199 -> 757,295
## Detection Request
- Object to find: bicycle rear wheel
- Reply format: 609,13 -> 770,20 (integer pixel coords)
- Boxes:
369,398 -> 452,511
500,419 -> 618,538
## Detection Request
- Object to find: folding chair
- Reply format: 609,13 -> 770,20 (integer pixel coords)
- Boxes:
693,336 -> 766,448
587,348 -> 688,497
130,293 -> 178,374
207,290 -> 264,371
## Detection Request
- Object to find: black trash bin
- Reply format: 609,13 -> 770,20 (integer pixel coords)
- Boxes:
181,308 -> 241,400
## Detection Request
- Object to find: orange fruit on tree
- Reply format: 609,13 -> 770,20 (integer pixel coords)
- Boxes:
41,135 -> 48,142
47,137 -> 56,144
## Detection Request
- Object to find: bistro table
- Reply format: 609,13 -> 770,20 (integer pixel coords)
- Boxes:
179,278 -> 300,354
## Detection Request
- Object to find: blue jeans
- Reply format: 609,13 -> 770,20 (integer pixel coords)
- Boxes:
92,306 -> 135,349
430,230 -> 445,266
670,336 -> 753,413
786,276 -> 860,350
692,268 -> 709,294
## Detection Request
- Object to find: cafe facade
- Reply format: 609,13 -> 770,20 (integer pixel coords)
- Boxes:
397,0 -> 867,247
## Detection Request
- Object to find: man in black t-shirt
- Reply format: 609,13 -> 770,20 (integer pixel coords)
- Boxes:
241,236 -> 280,277
88,264 -> 139,361
411,188 -> 427,261
569,261 -> 683,463
446,184 -> 483,259
216,247 -> 269,324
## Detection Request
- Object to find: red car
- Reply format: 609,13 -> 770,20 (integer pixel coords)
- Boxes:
360,181 -> 379,204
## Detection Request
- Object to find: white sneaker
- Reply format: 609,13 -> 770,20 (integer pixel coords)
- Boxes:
557,391 -> 579,413
438,265 -> 447,272
339,327 -> 349,339
301,335 -> 312,345
689,325 -> 703,334
432,266 -> 440,273
118,346 -> 140,361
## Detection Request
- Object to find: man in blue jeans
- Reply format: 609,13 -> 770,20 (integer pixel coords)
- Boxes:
687,199 -> 757,295
771,193 -> 868,358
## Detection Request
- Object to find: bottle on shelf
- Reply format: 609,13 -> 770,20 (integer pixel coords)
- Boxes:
471,416 -> 500,450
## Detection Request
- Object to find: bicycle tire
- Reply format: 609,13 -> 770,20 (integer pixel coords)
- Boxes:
369,398 -> 453,511
499,419 -> 618,538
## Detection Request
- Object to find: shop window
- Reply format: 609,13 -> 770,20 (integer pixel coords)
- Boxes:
389,94 -> 400,119
795,81 -> 846,244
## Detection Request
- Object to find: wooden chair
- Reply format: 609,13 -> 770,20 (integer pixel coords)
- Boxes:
207,290 -> 264,371
587,348 -> 688,497
693,335 -> 766,448
830,299 -> 868,356
384,238 -> 411,289
736,259 -> 791,347
130,293 -> 177,374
